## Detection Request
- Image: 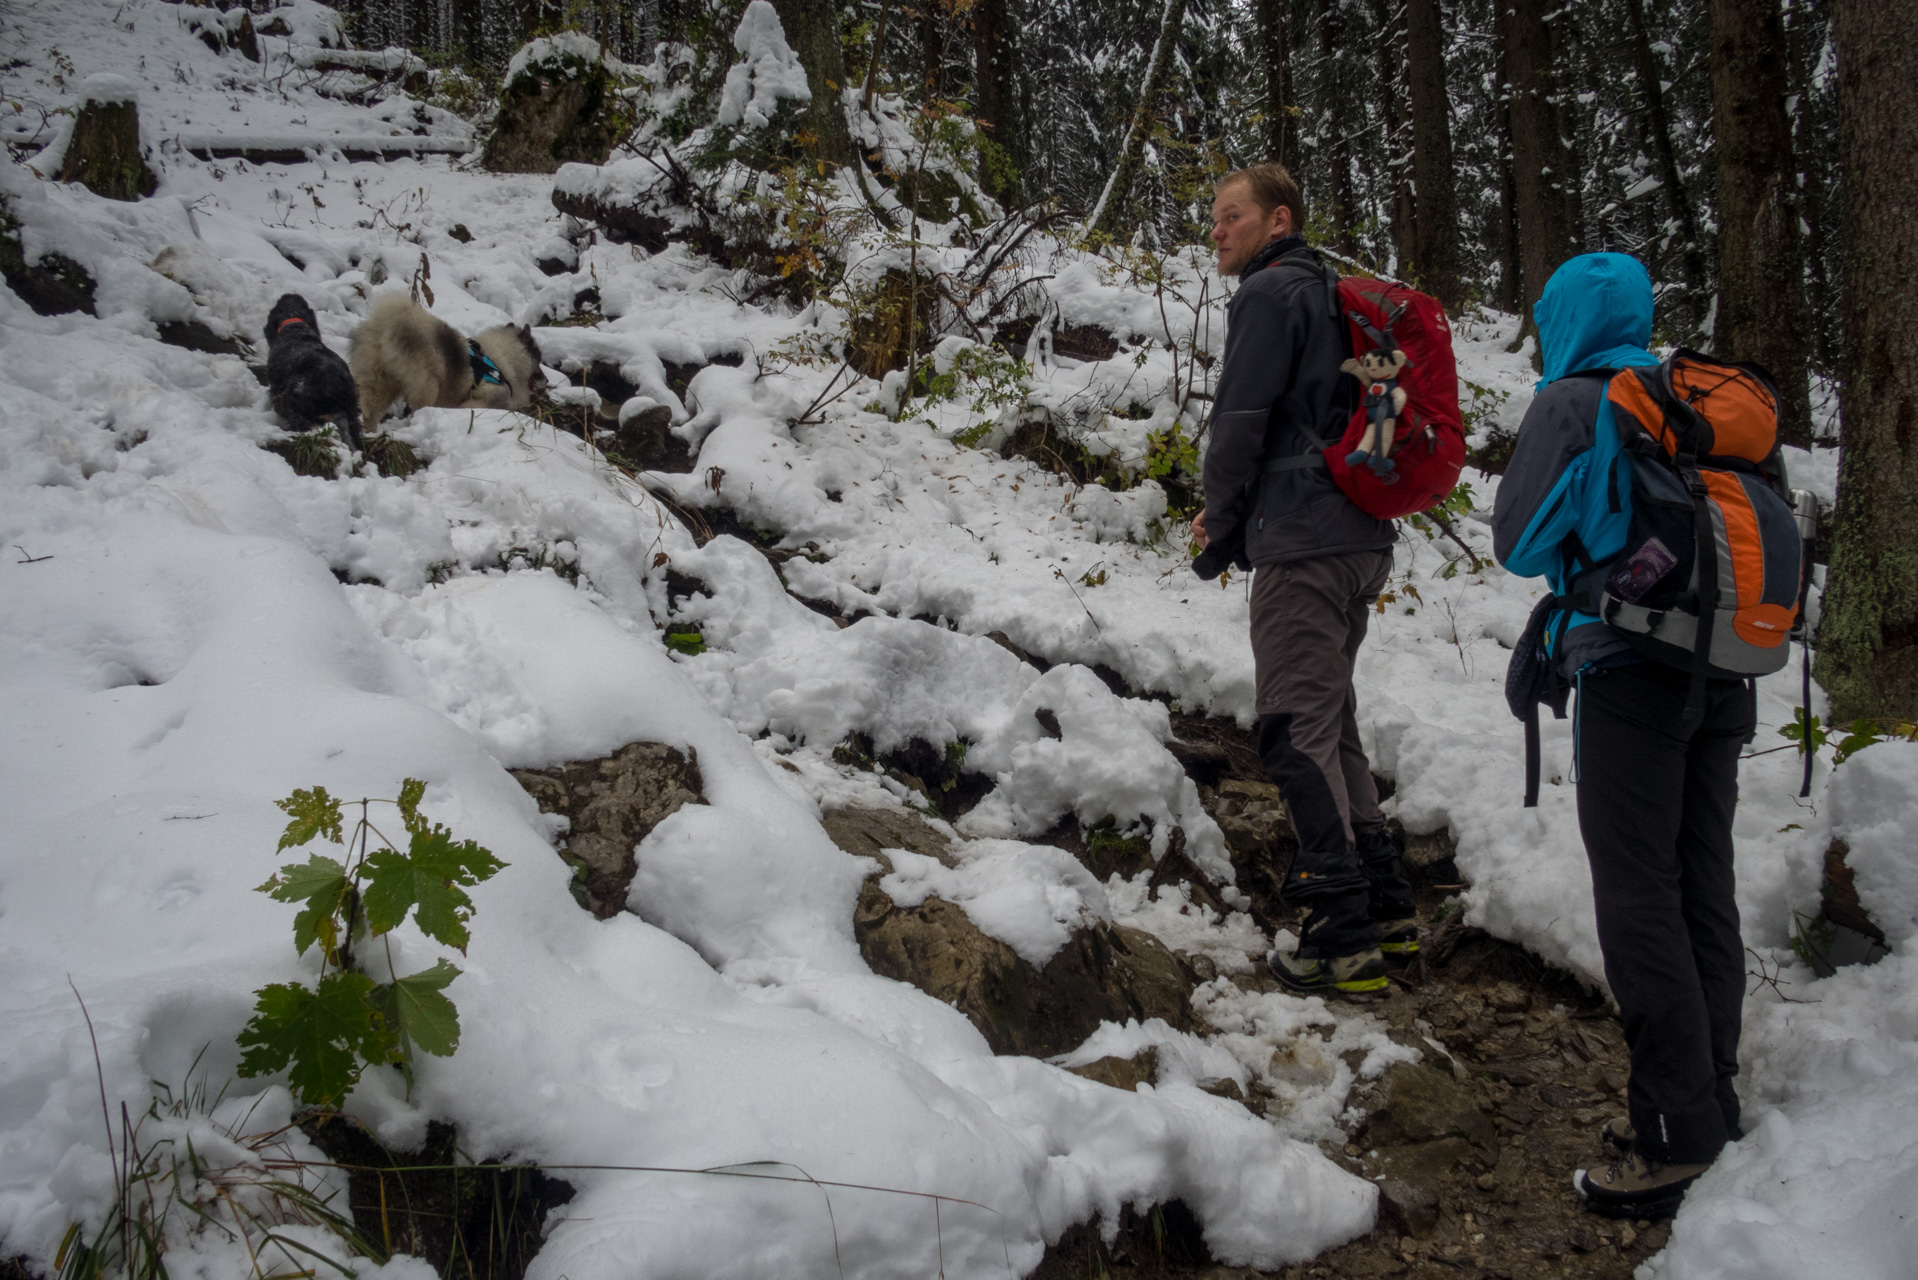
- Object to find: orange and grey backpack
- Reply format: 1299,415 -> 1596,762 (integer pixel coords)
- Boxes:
1569,352 -> 1812,722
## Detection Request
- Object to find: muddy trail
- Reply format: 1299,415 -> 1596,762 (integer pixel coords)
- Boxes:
1024,713 -> 1660,1280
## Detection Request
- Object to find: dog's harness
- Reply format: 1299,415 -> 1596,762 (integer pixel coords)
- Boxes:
276,316 -> 307,334
468,339 -> 508,391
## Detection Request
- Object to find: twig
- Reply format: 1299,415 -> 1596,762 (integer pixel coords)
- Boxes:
14,545 -> 52,563
1050,564 -> 1104,634
1425,511 -> 1483,571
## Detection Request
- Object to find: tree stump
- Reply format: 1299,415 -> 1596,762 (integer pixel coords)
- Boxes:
480,35 -> 632,175
59,77 -> 156,201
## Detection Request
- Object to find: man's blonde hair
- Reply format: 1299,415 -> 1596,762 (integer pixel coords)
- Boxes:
1218,164 -> 1305,236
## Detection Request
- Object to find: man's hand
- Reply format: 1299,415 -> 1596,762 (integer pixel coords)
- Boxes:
1190,510 -> 1209,549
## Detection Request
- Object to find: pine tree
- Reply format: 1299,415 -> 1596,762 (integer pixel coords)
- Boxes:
1707,0 -> 1815,446
1813,0 -> 1918,721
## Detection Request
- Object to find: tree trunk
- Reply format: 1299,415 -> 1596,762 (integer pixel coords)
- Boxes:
1708,0 -> 1814,447
1404,0 -> 1464,309
920,0 -> 946,93
1376,0 -> 1419,276
1624,0 -> 1709,332
1317,0 -> 1357,257
1812,0 -> 1918,722
1256,0 -> 1300,172
1786,0 -> 1837,376
1503,0 -> 1575,321
768,0 -> 856,166
971,0 -> 1021,201
1492,0 -> 1523,313
1089,0 -> 1188,237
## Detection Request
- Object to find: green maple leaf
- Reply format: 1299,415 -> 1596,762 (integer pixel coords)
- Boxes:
235,972 -> 388,1106
276,786 -> 343,851
397,777 -> 428,836
361,825 -> 506,951
257,854 -> 350,957
368,960 -> 463,1059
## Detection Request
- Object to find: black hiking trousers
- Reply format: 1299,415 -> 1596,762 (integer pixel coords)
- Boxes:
1575,661 -> 1755,1166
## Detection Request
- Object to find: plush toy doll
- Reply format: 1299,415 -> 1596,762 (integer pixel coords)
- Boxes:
1340,345 -> 1411,476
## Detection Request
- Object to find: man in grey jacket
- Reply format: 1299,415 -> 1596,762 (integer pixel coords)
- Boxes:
1191,165 -> 1414,997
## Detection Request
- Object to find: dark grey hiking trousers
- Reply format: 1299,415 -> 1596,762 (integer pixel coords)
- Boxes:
1250,548 -> 1392,846
1250,549 -> 1402,956
1576,661 -> 1754,1166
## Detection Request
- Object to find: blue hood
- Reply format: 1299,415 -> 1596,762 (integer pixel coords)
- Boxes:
1533,253 -> 1659,389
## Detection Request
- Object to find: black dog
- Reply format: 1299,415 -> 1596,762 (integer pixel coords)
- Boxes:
264,293 -> 364,449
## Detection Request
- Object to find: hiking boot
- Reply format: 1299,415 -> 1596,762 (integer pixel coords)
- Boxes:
1573,1151 -> 1709,1219
1600,1115 -> 1635,1154
1378,917 -> 1419,960
1269,946 -> 1390,998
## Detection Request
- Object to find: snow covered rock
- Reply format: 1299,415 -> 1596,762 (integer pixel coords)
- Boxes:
482,36 -> 633,175
836,805 -> 1197,1057
511,741 -> 706,919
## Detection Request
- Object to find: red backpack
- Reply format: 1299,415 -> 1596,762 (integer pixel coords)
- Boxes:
1267,255 -> 1466,520
1321,275 -> 1465,518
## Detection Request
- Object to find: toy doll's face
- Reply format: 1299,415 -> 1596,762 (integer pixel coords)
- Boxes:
1359,350 -> 1405,380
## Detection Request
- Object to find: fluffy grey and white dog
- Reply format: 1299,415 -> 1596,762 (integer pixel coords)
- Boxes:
265,293 -> 364,449
349,293 -> 545,428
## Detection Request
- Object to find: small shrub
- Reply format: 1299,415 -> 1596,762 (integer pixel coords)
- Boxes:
237,781 -> 506,1107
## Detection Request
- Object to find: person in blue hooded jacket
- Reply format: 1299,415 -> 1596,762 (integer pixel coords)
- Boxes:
1493,254 -> 1756,1220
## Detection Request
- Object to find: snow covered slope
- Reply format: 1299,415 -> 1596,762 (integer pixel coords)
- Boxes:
2,3 -> 1914,1278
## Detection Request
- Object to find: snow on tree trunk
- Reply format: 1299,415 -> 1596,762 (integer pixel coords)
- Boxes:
1088,0 -> 1187,238
58,76 -> 155,202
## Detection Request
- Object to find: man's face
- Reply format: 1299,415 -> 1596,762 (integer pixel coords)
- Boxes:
1211,180 -> 1292,277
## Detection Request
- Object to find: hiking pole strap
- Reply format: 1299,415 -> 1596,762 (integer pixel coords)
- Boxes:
1523,704 -> 1542,808
1683,472 -> 1716,726
1800,640 -> 1813,798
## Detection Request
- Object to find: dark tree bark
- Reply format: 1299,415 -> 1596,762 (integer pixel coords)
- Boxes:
971,0 -> 1022,200
1708,0 -> 1814,447
921,1 -> 947,93
1376,0 -> 1419,275
1405,0 -> 1464,308
1624,0 -> 1708,330
1491,0 -> 1523,313
1317,0 -> 1357,257
1813,0 -> 1918,721
1256,0 -> 1300,172
1786,0 -> 1837,375
768,0 -> 856,166
1503,0 -> 1576,321
1090,0 -> 1188,236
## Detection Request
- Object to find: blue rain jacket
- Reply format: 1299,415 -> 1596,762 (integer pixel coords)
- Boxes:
1492,254 -> 1663,660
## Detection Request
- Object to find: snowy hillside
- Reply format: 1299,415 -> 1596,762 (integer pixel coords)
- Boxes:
1,3 -> 1913,1279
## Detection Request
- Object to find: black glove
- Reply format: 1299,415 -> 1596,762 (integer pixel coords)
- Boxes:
1191,527 -> 1250,581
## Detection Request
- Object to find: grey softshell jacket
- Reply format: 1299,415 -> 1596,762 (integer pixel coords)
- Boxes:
1200,237 -> 1395,566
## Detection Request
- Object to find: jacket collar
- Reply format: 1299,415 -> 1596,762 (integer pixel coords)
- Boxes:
1241,233 -> 1309,280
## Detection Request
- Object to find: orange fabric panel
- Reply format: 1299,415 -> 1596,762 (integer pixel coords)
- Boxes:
1734,602 -> 1795,648
1607,370 -> 1673,454
1701,471 -> 1765,608
1673,360 -> 1777,462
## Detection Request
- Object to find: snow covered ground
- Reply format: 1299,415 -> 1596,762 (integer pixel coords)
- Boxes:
2,3 -> 1914,1278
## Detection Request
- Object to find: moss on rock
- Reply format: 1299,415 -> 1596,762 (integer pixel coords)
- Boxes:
481,39 -> 633,175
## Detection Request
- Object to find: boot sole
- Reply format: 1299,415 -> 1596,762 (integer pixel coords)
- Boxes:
1268,969 -> 1390,1000
1573,1171 -> 1694,1220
